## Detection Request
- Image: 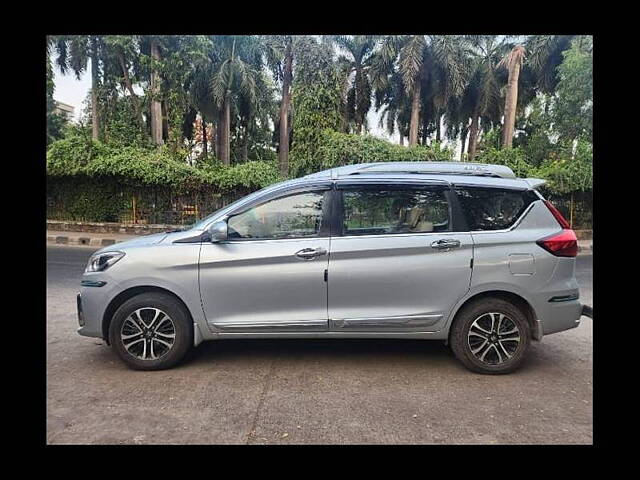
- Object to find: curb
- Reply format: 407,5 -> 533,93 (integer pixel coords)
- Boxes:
47,235 -> 121,247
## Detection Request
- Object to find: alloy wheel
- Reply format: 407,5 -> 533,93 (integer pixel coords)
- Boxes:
120,308 -> 176,361
467,312 -> 521,365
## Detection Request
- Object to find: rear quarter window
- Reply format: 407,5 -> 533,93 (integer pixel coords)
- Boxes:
454,186 -> 538,231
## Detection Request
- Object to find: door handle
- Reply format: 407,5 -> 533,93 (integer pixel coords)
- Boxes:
430,239 -> 461,250
295,247 -> 327,260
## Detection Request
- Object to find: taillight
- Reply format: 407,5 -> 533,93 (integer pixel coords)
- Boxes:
543,200 -> 571,229
538,199 -> 578,256
537,229 -> 578,257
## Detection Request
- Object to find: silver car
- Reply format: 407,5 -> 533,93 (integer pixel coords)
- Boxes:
77,162 -> 586,374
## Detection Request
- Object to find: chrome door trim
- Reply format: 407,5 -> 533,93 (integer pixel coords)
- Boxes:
212,319 -> 327,332
329,313 -> 443,331
335,231 -> 469,241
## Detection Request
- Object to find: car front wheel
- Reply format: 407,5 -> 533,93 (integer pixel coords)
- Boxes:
108,292 -> 193,370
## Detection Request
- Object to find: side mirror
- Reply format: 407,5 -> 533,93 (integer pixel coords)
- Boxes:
207,220 -> 228,243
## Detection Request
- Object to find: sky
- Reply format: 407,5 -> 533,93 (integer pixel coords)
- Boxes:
53,61 -> 92,122
53,59 -> 461,157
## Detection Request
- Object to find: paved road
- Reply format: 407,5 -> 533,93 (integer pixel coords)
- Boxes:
46,245 -> 593,444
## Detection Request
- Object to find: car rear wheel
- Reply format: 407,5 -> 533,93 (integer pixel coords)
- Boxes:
450,298 -> 531,374
108,292 -> 193,370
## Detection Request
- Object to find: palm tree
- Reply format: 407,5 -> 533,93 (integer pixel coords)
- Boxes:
209,35 -> 264,165
374,69 -> 411,144
185,36 -> 221,157
370,35 -> 407,143
148,37 -> 164,146
460,35 -> 513,159
47,36 -> 69,144
525,35 -> 575,96
499,45 -> 526,148
189,63 -> 217,157
332,35 -> 378,134
102,35 -> 145,135
372,35 -> 467,146
53,35 -> 102,140
425,35 -> 469,143
398,35 -> 426,145
232,70 -> 277,162
262,35 -> 297,176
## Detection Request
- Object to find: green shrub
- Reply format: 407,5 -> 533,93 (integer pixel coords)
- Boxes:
474,143 -> 592,195
47,178 -> 130,222
46,133 -> 281,193
291,129 -> 454,176
317,130 -> 454,166
475,147 -> 534,178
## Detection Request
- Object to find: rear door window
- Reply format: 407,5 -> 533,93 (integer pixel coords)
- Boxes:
341,186 -> 450,236
454,187 -> 537,231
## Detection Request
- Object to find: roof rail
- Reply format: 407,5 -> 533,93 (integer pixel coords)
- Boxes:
304,162 -> 517,180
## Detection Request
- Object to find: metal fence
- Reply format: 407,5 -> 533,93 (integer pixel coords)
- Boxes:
545,191 -> 593,230
47,178 -> 593,230
46,178 -> 249,226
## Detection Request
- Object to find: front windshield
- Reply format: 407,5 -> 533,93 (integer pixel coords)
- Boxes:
188,185 -> 274,230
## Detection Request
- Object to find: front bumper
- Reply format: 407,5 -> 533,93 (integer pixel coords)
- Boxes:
76,293 -> 85,327
76,276 -> 117,340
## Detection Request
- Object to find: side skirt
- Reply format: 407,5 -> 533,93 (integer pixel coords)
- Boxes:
329,313 -> 442,332
210,319 -> 327,333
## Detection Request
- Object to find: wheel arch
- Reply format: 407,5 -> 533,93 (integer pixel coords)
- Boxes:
102,285 -> 194,344
446,289 -> 539,342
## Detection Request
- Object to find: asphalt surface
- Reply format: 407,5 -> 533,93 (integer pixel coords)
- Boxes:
46,245 -> 593,444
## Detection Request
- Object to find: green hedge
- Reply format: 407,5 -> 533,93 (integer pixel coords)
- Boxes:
47,178 -> 131,222
474,144 -> 592,195
47,131 -> 591,223
290,129 -> 454,176
317,130 -> 454,166
46,135 -> 281,193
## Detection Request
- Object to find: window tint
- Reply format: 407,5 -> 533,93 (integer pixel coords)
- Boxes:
342,187 -> 450,236
227,192 -> 324,240
454,187 -> 536,231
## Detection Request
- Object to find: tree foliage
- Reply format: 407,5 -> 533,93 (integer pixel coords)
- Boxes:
289,38 -> 344,176
47,131 -> 280,193
47,34 -> 593,205
317,130 -> 452,169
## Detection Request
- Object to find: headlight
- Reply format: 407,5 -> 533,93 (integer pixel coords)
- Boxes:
85,251 -> 125,273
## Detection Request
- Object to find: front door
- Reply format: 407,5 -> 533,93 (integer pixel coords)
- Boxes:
199,188 -> 331,333
327,183 -> 473,332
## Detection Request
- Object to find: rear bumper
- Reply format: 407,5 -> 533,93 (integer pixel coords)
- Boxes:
536,298 -> 583,336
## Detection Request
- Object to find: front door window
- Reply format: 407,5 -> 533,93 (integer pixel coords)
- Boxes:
227,192 -> 325,240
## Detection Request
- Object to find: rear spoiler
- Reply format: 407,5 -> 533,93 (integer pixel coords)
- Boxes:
524,178 -> 546,189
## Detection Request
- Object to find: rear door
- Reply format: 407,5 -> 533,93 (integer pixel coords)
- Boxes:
327,182 -> 473,332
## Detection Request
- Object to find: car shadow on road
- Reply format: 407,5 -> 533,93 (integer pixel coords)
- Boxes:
186,338 -> 453,364
83,337 -> 557,375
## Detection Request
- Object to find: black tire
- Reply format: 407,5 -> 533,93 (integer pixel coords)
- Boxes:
449,298 -> 531,374
108,292 -> 193,371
